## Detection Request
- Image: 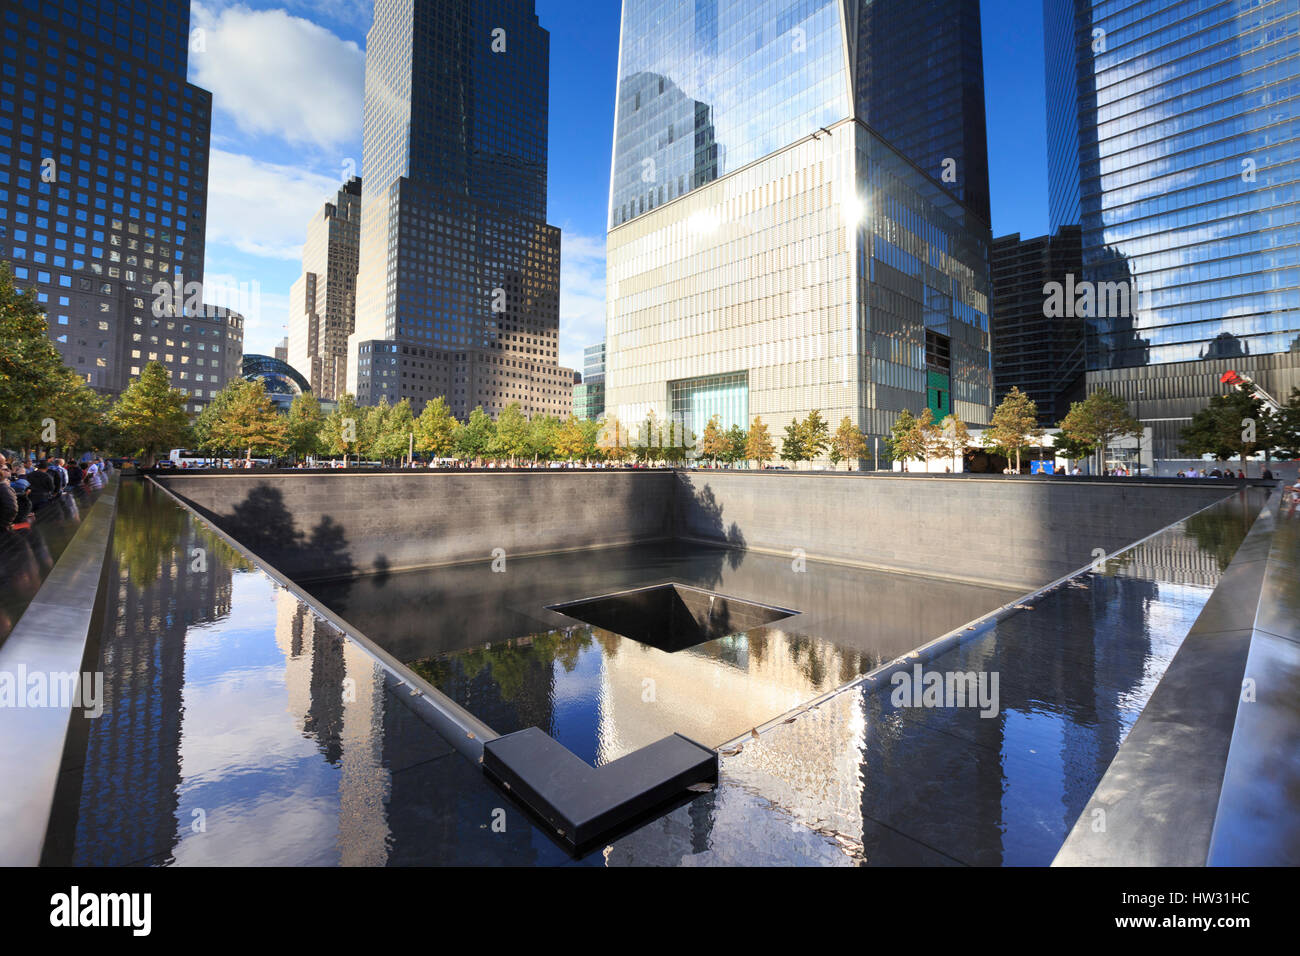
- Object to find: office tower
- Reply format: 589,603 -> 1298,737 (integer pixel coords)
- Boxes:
0,0 -> 228,412
347,0 -> 574,419
1045,0 -> 1300,458
289,178 -> 361,401
604,0 -> 994,458
573,341 -> 606,420
273,337 -> 289,363
991,226 -> 1084,426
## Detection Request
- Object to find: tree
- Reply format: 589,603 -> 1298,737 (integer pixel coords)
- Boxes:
527,414 -> 561,462
577,418 -> 604,463
491,402 -> 531,464
1274,388 -> 1300,459
44,367 -> 109,456
698,414 -> 728,465
286,392 -> 324,461
0,263 -> 71,452
1179,390 -> 1271,464
320,393 -> 362,466
935,413 -> 970,471
723,424 -> 748,466
1051,431 -> 1096,469
1058,389 -> 1140,472
800,409 -> 830,463
205,378 -> 288,466
456,406 -> 496,462
598,414 -> 630,462
553,417 -> 586,461
887,409 -> 925,471
746,416 -> 775,467
414,396 -> 459,459
372,398 -> 414,464
985,387 -> 1044,473
914,408 -> 942,470
829,416 -> 867,470
108,361 -> 191,467
780,419 -> 805,464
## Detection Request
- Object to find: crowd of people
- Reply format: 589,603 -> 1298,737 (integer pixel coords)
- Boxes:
0,453 -> 112,533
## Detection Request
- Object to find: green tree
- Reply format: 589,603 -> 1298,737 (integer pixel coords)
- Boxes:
829,416 -> 867,470
577,418 -> 604,462
192,382 -> 237,456
746,416 -> 775,467
491,402 -> 531,464
373,398 -> 415,464
1051,431 -> 1096,469
44,367 -> 110,457
780,418 -> 806,464
320,393 -> 362,466
1274,387 -> 1300,459
985,387 -> 1044,473
887,409 -> 924,471
205,378 -> 288,466
1179,390 -> 1271,465
414,396 -> 459,459
286,392 -> 324,461
108,361 -> 191,467
1058,389 -> 1141,472
0,263 -> 69,452
722,424 -> 748,466
527,414 -> 561,462
456,406 -> 496,462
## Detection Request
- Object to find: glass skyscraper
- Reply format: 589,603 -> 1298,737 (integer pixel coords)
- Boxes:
604,0 -> 993,458
0,0 -> 240,413
1045,0 -> 1300,458
347,0 -> 574,419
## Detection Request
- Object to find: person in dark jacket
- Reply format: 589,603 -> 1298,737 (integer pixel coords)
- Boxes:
65,461 -> 83,487
10,477 -> 32,525
26,461 -> 56,508
0,469 -> 17,531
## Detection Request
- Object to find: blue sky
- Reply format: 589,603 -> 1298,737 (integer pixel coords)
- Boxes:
191,0 -> 1050,370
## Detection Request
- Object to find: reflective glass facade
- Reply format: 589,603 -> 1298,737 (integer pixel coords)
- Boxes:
669,371 -> 748,438
854,0 -> 991,222
605,0 -> 993,460
0,0 -> 223,409
1046,0 -> 1300,370
349,0 -> 572,419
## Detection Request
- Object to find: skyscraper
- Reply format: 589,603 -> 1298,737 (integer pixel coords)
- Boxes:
0,0 -> 236,413
573,341 -> 606,420
991,226 -> 1084,426
1045,0 -> 1300,458
604,0 -> 993,458
347,0 -> 573,419
289,178 -> 361,402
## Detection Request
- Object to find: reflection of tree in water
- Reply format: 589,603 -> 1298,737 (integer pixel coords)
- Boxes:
1183,507 -> 1250,572
115,480 -> 187,582
411,626 -> 595,704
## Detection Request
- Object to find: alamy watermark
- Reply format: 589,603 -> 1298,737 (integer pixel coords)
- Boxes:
0,666 -> 103,717
1043,273 -> 1151,319
890,664 -> 1000,718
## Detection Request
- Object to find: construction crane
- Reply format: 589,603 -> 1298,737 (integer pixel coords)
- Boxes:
1220,370 -> 1282,413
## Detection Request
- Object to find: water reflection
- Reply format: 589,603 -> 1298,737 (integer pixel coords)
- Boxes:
311,543 -> 1022,766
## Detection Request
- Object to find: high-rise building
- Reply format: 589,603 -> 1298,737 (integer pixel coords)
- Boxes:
0,0 -> 228,412
1045,0 -> 1300,459
289,178 -> 361,401
991,226 -> 1084,426
573,341 -> 606,420
604,0 -> 994,458
346,0 -> 573,419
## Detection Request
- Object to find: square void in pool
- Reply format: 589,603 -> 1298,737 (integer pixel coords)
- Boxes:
548,583 -> 797,653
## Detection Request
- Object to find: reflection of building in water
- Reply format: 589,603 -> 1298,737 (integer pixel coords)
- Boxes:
593,626 -> 873,764
74,516 -> 232,864
273,589 -> 390,866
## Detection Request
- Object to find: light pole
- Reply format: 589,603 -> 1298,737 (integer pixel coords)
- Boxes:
1136,386 -> 1145,476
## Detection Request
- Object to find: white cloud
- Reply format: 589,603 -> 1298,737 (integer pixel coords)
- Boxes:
205,149 -> 342,260
559,230 -> 607,371
191,2 -> 364,151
